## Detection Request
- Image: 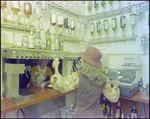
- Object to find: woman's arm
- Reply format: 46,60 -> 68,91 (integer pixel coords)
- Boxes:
30,75 -> 41,88
103,78 -> 120,103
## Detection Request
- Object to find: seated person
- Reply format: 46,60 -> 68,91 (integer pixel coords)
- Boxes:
28,59 -> 53,88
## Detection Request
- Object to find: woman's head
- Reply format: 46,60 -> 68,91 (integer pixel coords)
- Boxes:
79,47 -> 102,68
79,47 -> 107,86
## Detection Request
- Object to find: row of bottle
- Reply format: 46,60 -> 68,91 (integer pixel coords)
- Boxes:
22,28 -> 63,51
88,1 -> 117,12
101,96 -> 146,118
90,13 -> 136,37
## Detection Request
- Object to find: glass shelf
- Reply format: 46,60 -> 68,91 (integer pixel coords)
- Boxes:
1,22 -> 36,32
3,48 -> 79,60
88,35 -> 138,44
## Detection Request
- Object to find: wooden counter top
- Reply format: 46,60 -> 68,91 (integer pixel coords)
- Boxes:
120,88 -> 149,104
1,86 -> 76,115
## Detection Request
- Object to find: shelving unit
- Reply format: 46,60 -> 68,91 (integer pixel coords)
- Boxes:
88,35 -> 138,44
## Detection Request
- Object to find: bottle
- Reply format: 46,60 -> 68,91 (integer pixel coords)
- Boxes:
101,96 -> 106,115
112,17 -> 117,31
64,17 -> 70,29
51,32 -> 55,51
87,1 -> 92,12
121,110 -> 124,118
101,1 -> 105,8
41,31 -> 46,50
140,103 -> 145,118
106,99 -> 111,116
11,1 -> 20,14
110,109 -> 113,118
108,1 -> 113,6
22,34 -> 29,48
127,113 -> 130,118
28,29 -> 35,49
46,29 -> 51,50
24,1 -> 32,17
131,104 -> 137,118
70,102 -> 74,112
90,23 -> 94,36
1,1 -> 7,10
55,37 -> 59,51
50,13 -> 56,26
104,19 -> 108,33
58,15 -> 63,35
94,1 -> 98,10
130,13 -> 136,33
59,37 -> 63,51
35,29 -> 41,50
120,15 -> 126,29
70,18 -> 75,38
116,101 -> 121,118
64,17 -> 70,37
97,21 -> 101,35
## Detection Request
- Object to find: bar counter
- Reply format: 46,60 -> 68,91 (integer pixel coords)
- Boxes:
1,86 -> 149,115
1,86 -> 76,115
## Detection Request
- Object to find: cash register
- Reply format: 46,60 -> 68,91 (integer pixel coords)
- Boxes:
108,57 -> 142,98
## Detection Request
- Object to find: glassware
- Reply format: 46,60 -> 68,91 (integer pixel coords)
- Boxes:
112,17 -> 117,39
94,1 -> 98,10
58,15 -> 63,35
87,1 -> 92,12
64,17 -> 70,38
120,15 -> 126,37
11,1 -> 20,25
103,19 -> 108,40
109,0 -> 113,11
97,21 -> 101,39
116,101 -> 121,118
140,103 -> 146,118
131,104 -> 137,118
76,21 -> 80,39
70,15 -> 75,39
130,13 -> 136,36
101,1 -> 105,12
28,28 -> 35,49
1,1 -> 7,23
24,1 -> 32,27
22,34 -> 29,48
35,29 -> 41,50
41,31 -> 46,50
59,37 -> 63,51
90,22 -> 94,41
55,37 -> 59,51
51,28 -> 55,51
46,29 -> 51,50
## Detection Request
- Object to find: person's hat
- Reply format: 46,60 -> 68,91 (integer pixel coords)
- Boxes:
79,47 -> 102,68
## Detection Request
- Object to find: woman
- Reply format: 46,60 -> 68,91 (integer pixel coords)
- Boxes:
50,47 -> 120,118
29,59 -> 53,88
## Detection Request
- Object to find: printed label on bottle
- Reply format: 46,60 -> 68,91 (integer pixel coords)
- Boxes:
52,14 -> 56,23
22,40 -> 28,47
41,40 -> 46,50
102,104 -> 105,113
131,113 -> 137,118
106,105 -> 110,115
116,109 -> 120,118
35,39 -> 41,45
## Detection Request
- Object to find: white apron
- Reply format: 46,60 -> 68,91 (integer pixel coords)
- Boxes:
35,66 -> 47,84
27,66 -> 47,87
